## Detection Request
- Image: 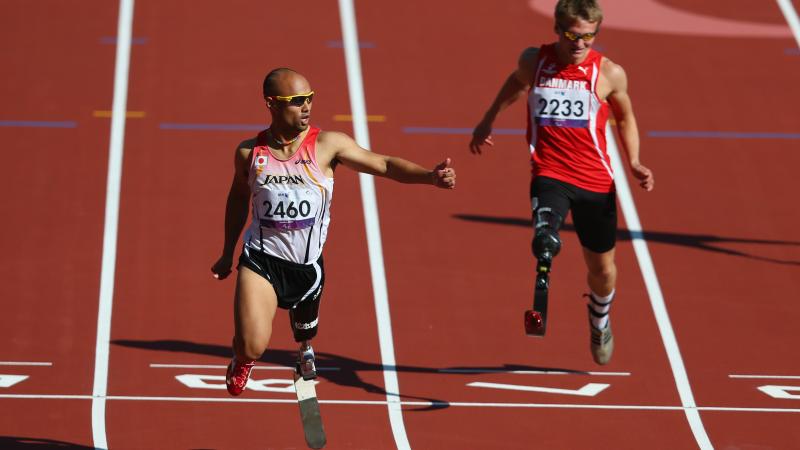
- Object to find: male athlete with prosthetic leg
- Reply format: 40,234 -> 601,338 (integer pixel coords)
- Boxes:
470,0 -> 653,364
212,68 -> 456,395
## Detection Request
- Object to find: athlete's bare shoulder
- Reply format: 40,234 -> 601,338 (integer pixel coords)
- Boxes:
237,137 -> 258,153
516,47 -> 540,84
316,130 -> 356,154
600,57 -> 627,85
519,46 -> 540,65
316,129 -> 351,144
517,47 -> 539,72
315,130 -> 356,174
233,137 -> 258,176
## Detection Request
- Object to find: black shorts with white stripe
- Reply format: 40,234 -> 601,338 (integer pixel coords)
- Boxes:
238,246 -> 324,310
239,247 -> 324,341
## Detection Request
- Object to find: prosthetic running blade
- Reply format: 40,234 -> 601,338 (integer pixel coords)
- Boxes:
525,270 -> 550,337
294,372 -> 326,448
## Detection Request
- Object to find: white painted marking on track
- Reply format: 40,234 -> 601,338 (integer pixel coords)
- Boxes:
439,369 -> 630,376
469,381 -> 610,397
730,374 -> 800,380
758,385 -> 800,400
5,393 -> 800,413
607,126 -> 712,449
92,1 -> 134,449
0,362 -> 53,366
777,0 -> 800,48
336,1 -> 410,449
174,375 -> 305,393
0,375 -> 29,388
149,363 -> 339,371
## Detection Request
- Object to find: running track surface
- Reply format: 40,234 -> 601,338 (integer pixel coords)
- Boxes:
1,0 -> 799,449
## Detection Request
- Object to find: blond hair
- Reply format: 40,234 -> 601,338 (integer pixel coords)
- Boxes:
554,0 -> 603,26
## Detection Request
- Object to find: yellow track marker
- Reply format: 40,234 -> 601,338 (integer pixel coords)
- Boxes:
93,110 -> 146,118
333,114 -> 386,122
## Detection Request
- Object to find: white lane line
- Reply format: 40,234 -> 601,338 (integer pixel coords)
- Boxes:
149,363 -> 340,371
439,369 -> 630,376
777,0 -> 800,48
0,362 -> 53,366
92,1 -> 134,449
336,1 -> 410,449
4,394 -> 800,413
607,127 -> 712,450
730,374 -> 800,380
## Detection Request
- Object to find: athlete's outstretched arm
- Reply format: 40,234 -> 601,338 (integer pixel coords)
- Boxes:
605,62 -> 654,192
211,141 -> 254,280
470,47 -> 539,154
321,131 -> 455,189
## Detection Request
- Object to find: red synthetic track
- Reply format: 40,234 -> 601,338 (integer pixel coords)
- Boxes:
2,0 -> 799,448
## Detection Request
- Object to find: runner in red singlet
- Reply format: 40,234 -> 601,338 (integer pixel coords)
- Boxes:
470,0 -> 654,365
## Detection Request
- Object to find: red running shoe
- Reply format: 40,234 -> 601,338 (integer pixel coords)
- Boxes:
226,358 -> 256,396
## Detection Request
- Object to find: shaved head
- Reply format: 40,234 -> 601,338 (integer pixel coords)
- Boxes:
262,67 -> 313,134
262,68 -> 309,97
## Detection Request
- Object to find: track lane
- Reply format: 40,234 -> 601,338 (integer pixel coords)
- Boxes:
352,0 -> 800,448
103,0 -> 399,447
615,1 -> 800,447
351,0 -> 702,447
0,0 -> 118,446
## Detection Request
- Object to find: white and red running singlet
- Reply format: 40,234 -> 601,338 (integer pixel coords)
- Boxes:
243,126 -> 334,264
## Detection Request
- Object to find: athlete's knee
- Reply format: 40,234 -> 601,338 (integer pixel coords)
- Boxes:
589,261 -> 616,283
584,248 -> 616,280
532,207 -> 563,262
236,334 -> 269,361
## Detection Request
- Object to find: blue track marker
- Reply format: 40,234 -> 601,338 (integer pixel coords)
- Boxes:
0,120 -> 77,128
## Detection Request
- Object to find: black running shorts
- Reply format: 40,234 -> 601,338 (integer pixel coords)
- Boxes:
530,176 -> 617,253
238,246 -> 324,342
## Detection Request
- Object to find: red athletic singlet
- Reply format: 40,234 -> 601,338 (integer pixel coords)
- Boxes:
527,44 -> 614,193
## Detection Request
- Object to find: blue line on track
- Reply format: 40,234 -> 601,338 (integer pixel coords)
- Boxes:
159,123 -> 264,131
326,40 -> 376,48
100,36 -> 148,45
0,120 -> 77,128
403,127 -> 525,135
648,130 -> 800,139
785,48 -> 800,55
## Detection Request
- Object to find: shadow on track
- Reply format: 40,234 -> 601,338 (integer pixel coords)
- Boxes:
112,339 -> 584,411
454,213 -> 800,266
0,436 -> 94,449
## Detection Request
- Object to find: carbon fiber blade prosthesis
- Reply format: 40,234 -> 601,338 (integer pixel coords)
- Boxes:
525,271 -> 550,336
294,373 -> 326,448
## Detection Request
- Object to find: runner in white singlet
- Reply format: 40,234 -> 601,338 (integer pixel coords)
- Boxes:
211,68 -> 456,397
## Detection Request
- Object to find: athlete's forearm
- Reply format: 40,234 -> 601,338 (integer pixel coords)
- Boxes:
615,116 -> 642,167
221,190 -> 250,258
383,157 -> 436,185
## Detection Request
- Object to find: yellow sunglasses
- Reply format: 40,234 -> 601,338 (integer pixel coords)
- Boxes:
559,27 -> 599,42
273,91 -> 315,107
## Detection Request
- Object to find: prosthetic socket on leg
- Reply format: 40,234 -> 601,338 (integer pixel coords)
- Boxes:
532,207 -> 563,270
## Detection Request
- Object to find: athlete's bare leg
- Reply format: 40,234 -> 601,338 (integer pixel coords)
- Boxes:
582,247 -> 616,297
233,266 -> 278,361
